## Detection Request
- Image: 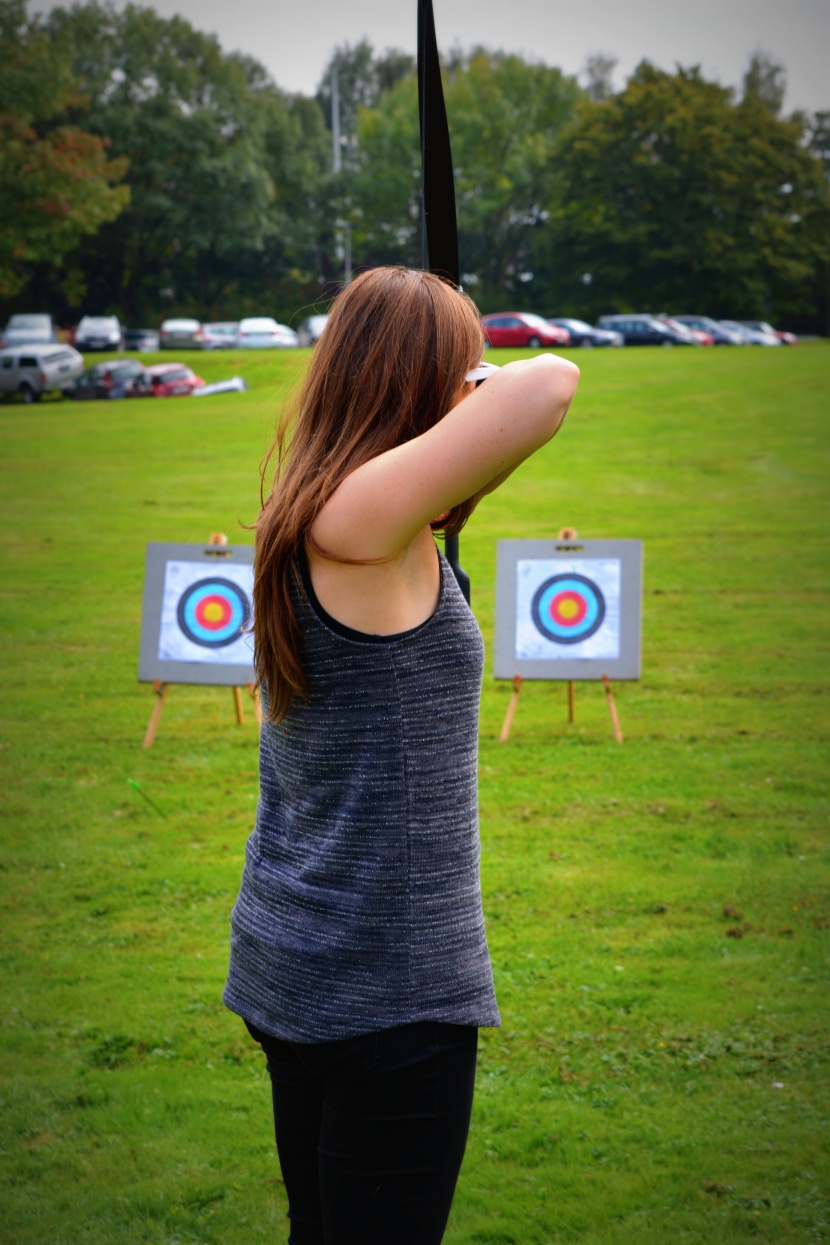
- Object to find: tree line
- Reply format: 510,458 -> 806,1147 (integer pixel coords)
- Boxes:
2,0 -> 828,332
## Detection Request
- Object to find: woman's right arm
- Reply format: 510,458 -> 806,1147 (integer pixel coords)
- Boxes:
313,353 -> 579,561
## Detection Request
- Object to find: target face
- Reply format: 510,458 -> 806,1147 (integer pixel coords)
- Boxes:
531,573 -> 606,645
176,577 -> 250,648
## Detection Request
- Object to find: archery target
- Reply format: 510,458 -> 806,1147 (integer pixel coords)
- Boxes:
516,558 -> 621,661
531,573 -> 605,645
157,560 -> 254,666
177,578 -> 249,648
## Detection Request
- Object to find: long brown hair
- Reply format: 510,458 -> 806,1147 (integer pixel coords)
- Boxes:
254,266 -> 484,723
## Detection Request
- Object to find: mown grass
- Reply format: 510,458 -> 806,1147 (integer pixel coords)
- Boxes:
1,343 -> 828,1244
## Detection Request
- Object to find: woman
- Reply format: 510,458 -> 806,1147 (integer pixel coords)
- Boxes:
224,267 -> 579,1244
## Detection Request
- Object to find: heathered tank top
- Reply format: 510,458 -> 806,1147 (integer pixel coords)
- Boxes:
223,547 -> 501,1042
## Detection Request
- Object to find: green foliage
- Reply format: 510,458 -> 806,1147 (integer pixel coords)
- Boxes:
742,51 -> 787,116
546,63 -> 830,325
447,50 -> 583,308
351,49 -> 584,306
0,0 -> 129,300
350,74 -> 422,267
2,11 -> 828,331
316,38 -> 415,165
40,2 -> 329,321
0,344 -> 828,1242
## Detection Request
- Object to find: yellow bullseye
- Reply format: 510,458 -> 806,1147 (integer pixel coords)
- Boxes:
558,599 -> 579,620
203,602 -> 225,623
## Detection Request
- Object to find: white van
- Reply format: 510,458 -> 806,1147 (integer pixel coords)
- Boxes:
0,344 -> 84,402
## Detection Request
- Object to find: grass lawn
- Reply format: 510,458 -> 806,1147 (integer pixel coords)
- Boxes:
1,343 -> 828,1243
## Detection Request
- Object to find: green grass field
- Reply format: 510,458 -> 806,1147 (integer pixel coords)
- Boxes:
2,343 -> 828,1244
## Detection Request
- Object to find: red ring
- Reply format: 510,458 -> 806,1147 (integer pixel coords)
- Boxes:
548,590 -> 587,627
194,594 -> 233,631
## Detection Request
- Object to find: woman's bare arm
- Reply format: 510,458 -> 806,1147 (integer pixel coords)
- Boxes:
313,353 -> 579,560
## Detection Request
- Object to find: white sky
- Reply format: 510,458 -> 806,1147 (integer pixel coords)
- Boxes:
30,0 -> 829,114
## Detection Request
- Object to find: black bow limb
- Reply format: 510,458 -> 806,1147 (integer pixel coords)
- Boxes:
417,0 -> 471,602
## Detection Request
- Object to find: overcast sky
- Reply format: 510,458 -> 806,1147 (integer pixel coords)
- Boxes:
31,0 -> 829,114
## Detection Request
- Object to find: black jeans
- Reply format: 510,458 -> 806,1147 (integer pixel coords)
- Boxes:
245,1019 -> 478,1245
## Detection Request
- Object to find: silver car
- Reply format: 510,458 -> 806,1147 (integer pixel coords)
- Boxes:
74,315 -> 122,351
721,319 -> 780,346
202,322 -> 239,349
296,315 -> 329,347
0,343 -> 84,402
2,314 -> 58,348
159,317 -> 203,349
237,317 -> 299,348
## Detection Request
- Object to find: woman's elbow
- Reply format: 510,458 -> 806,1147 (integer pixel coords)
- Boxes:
541,355 -> 580,436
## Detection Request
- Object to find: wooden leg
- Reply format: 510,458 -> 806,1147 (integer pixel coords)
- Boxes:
233,686 -> 245,725
142,681 -> 168,749
602,675 -> 623,744
246,681 -> 262,728
567,680 -> 575,723
499,675 -> 523,743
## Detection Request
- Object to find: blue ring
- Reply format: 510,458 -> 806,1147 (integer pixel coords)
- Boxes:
530,573 -> 605,645
176,577 -> 250,648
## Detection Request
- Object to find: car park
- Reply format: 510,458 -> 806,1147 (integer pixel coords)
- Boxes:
547,317 -> 623,347
721,319 -> 780,346
202,322 -> 239,349
296,315 -> 329,347
482,313 -> 570,348
74,315 -> 123,351
159,318 -> 204,349
69,359 -> 146,400
670,315 -> 744,345
237,317 -> 299,348
597,314 -> 691,346
123,328 -> 161,352
128,363 -> 204,397
1,314 -> 58,348
0,343 -> 84,401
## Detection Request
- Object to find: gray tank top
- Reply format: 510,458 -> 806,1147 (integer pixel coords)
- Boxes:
223,548 -> 501,1042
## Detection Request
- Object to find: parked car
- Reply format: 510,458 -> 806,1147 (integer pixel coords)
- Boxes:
656,315 -> 713,345
123,328 -> 161,352
738,320 -> 797,345
237,317 -> 299,348
1,314 -> 58,348
159,318 -> 203,349
547,317 -> 622,347
0,343 -> 84,402
202,321 -> 239,349
597,314 -> 692,346
74,315 -> 123,352
296,315 -> 329,347
482,313 -> 570,348
721,319 -> 780,346
128,363 -> 205,397
670,315 -> 744,345
69,359 -> 146,400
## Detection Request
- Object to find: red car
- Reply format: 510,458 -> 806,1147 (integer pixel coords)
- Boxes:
482,313 -> 570,349
129,363 -> 205,397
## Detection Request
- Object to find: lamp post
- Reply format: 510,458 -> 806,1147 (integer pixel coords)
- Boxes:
331,69 -> 352,286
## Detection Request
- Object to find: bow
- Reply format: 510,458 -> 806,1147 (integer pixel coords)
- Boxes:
417,0 -> 471,602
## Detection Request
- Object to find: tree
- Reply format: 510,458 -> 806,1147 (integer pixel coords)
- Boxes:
742,51 -> 787,116
0,0 -> 129,302
546,62 -> 830,327
40,4 -> 280,319
582,54 -> 617,103
316,41 -> 415,168
350,49 -> 583,308
31,3 -> 333,322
